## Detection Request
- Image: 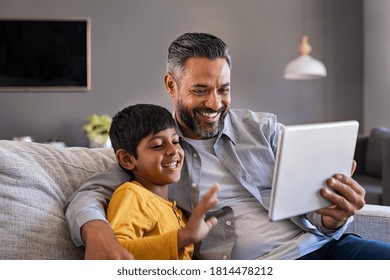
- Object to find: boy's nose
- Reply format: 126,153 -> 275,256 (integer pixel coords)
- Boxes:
166,143 -> 180,156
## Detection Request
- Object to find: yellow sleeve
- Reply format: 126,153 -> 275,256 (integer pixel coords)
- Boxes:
106,186 -> 181,260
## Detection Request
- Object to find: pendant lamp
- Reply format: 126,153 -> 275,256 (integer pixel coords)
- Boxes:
284,1 -> 327,80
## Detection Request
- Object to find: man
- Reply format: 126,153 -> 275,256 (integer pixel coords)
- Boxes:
65,32 -> 390,259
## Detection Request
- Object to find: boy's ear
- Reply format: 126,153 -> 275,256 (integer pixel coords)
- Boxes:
115,149 -> 136,170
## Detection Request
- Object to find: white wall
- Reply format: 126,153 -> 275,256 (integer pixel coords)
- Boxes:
364,0 -> 390,133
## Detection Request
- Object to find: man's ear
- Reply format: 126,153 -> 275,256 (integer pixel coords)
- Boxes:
164,74 -> 176,97
115,149 -> 136,171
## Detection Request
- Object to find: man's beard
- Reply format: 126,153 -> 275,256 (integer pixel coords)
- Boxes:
177,100 -> 227,138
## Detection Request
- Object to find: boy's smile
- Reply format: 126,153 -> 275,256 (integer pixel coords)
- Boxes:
162,160 -> 180,169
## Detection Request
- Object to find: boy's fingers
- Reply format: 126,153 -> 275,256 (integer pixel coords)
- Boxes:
193,184 -> 220,217
205,217 -> 218,229
204,183 -> 220,198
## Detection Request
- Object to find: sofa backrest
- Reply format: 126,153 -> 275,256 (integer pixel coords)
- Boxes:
365,127 -> 390,178
0,140 -> 116,259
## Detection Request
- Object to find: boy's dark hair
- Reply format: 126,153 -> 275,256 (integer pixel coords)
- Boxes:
167,32 -> 232,80
109,104 -> 175,158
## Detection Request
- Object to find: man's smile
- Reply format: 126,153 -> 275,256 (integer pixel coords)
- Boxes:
196,110 -> 221,122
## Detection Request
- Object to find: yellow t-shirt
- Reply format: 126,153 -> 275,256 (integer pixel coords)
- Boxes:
107,180 -> 193,260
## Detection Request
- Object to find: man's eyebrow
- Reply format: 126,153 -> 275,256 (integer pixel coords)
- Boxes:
190,83 -> 209,88
190,83 -> 230,88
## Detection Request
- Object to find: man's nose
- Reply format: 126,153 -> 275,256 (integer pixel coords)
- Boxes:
205,91 -> 222,111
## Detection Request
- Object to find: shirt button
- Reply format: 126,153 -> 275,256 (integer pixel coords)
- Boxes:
242,174 -> 247,181
226,220 -> 232,226
193,153 -> 198,158
191,183 -> 197,188
222,255 -> 228,260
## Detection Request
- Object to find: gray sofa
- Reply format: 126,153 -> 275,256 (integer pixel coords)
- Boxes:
0,140 -> 389,259
353,127 -> 390,205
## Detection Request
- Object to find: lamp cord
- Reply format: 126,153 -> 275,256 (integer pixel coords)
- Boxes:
302,0 -> 307,36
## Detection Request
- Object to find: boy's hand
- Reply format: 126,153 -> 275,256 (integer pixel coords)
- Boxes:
178,184 -> 219,249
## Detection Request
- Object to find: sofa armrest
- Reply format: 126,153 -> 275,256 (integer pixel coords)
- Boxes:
382,137 -> 390,205
346,204 -> 390,243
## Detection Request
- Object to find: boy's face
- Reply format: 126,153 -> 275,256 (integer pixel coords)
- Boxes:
131,128 -> 184,188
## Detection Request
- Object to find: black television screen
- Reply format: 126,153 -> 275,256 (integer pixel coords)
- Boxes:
0,18 -> 90,91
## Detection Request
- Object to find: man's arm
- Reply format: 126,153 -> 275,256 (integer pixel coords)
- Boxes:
82,220 -> 134,259
64,163 -> 133,259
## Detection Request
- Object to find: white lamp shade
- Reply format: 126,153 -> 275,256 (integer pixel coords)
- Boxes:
284,54 -> 327,80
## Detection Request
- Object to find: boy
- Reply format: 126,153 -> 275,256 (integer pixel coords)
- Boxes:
107,104 -> 219,260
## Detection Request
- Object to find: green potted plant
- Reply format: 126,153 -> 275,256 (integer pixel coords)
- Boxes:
83,114 -> 112,148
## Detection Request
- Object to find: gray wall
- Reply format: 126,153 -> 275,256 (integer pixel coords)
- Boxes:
0,0 -> 363,147
363,0 -> 390,133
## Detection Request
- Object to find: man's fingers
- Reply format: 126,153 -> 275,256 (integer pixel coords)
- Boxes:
326,174 -> 365,207
317,173 -> 366,226
351,160 -> 357,176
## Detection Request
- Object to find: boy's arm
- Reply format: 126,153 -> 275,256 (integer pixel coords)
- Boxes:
64,163 -> 133,258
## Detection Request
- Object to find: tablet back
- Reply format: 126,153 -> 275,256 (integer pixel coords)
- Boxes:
268,120 -> 359,221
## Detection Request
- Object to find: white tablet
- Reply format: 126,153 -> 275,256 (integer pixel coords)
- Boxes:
268,120 -> 359,221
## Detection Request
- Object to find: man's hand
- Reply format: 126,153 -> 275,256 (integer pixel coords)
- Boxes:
316,160 -> 366,229
82,220 -> 134,260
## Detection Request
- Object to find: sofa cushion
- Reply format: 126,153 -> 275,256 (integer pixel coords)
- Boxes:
345,204 -> 390,243
365,127 -> 390,178
0,140 -> 115,259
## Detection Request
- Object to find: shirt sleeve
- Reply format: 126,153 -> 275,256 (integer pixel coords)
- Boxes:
107,187 -> 181,260
64,163 -> 132,246
290,212 -> 352,239
305,212 -> 353,238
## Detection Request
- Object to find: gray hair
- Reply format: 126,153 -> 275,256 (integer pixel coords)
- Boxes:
166,32 -> 232,79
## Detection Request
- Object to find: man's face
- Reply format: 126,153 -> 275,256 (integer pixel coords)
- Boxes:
167,57 -> 231,139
